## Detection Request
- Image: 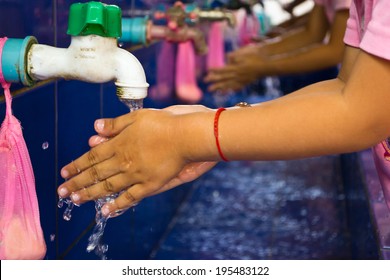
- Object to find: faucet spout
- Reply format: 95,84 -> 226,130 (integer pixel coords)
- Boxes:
27,35 -> 149,100
194,8 -> 236,28
148,24 -> 208,55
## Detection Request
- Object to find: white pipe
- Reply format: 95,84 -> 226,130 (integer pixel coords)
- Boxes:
27,35 -> 149,100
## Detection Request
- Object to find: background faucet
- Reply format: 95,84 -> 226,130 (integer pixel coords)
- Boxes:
189,7 -> 236,28
120,1 -> 238,55
147,1 -> 209,55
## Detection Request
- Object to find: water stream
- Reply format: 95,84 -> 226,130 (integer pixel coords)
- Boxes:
58,98 -> 143,259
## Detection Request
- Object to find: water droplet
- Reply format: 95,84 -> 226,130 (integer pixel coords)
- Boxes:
42,142 -> 49,150
101,244 -> 108,253
62,200 -> 74,221
57,198 -> 64,208
87,242 -> 96,252
63,210 -> 72,221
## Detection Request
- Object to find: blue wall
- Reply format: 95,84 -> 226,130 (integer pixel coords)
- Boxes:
0,0 -> 189,260
2,0 -> 380,261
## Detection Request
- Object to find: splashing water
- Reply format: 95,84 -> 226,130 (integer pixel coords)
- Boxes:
87,99 -> 143,259
59,98 -> 143,260
57,197 -> 76,221
86,195 -> 114,259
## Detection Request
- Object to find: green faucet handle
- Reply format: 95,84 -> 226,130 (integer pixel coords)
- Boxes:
67,1 -> 121,38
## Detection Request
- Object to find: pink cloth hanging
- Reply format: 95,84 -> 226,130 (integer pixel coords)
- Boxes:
149,41 -> 175,101
207,22 -> 225,70
175,41 -> 202,103
0,37 -> 46,260
372,140 -> 390,211
238,12 -> 260,46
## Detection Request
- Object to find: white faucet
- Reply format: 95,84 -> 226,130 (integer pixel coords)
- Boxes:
27,35 -> 149,101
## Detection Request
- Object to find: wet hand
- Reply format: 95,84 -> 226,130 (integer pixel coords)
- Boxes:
204,58 -> 264,92
57,109 -> 190,216
89,105 -> 217,199
227,44 -> 262,64
58,105 -> 217,217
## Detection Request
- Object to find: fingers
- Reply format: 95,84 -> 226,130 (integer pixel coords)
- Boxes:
89,135 -> 109,147
207,81 -> 244,93
60,142 -> 115,180
100,162 -> 217,217
204,69 -> 238,89
58,156 -> 125,199
93,112 -> 137,137
227,53 -> 241,64
101,183 -> 148,217
205,65 -> 252,92
66,173 -> 136,205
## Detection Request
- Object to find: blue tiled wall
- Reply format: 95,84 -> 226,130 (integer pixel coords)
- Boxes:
0,0 -> 189,260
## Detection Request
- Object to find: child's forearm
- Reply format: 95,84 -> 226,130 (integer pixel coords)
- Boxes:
183,51 -> 390,162
259,43 -> 344,77
260,5 -> 328,56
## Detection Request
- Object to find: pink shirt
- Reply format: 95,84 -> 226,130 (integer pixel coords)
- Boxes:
314,0 -> 352,22
344,0 -> 390,60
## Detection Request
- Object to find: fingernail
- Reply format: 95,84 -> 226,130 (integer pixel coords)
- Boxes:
61,168 -> 69,178
58,187 -> 68,197
89,136 -> 100,146
95,136 -> 106,144
95,119 -> 104,132
90,136 -> 101,146
71,192 -> 80,202
101,205 -> 110,216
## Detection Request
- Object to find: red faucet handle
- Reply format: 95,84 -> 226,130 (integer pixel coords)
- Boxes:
174,1 -> 184,8
188,12 -> 197,20
167,20 -> 178,30
154,11 -> 166,20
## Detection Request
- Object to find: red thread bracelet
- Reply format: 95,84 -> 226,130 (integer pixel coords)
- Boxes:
214,108 -> 229,162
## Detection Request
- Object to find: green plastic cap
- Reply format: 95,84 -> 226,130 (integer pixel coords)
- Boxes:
67,1 -> 122,38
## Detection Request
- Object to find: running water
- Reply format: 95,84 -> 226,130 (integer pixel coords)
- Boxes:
59,98 -> 143,259
57,197 -> 75,221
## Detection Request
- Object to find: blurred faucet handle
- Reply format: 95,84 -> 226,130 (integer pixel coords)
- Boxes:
153,11 -> 167,20
196,8 -> 236,28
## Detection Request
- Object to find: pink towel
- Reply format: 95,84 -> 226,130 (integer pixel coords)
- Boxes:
175,41 -> 202,103
207,22 -> 225,70
0,37 -> 46,260
238,13 -> 260,46
150,41 -> 175,101
372,140 -> 390,211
